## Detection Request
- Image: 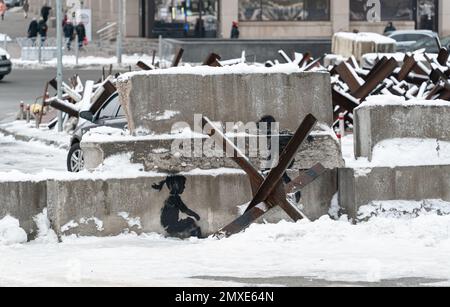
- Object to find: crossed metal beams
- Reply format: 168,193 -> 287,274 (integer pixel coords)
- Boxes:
202,114 -> 326,238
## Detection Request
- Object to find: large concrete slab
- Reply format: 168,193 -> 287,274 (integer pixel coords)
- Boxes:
118,72 -> 333,134
354,103 -> 450,160
339,166 -> 450,220
47,170 -> 337,238
81,131 -> 344,173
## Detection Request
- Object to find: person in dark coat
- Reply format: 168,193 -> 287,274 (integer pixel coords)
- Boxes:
38,18 -> 48,43
384,21 -> 396,34
63,21 -> 74,51
75,22 -> 86,49
27,17 -> 39,44
41,4 -> 51,22
231,21 -> 240,39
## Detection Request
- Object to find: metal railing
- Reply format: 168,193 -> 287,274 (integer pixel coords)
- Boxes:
97,22 -> 117,46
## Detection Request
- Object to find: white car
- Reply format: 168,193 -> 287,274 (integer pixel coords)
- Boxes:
387,30 -> 439,52
0,47 -> 12,81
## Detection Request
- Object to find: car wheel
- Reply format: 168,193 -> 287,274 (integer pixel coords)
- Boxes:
0,76 -> 4,81
67,143 -> 85,172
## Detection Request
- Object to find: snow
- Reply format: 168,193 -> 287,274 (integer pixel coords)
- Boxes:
118,212 -> 142,230
11,53 -> 160,69
32,209 -> 58,244
357,94 -> 450,108
343,135 -> 450,169
118,62 -> 326,81
143,110 -> 180,121
0,207 -> 449,286
0,133 -> 67,174
334,32 -> 396,45
0,216 -> 27,246
0,121 -> 70,148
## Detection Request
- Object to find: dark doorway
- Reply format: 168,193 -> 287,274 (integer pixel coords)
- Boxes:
414,0 -> 439,32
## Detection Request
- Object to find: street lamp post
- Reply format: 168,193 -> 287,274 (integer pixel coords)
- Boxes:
117,0 -> 124,65
56,0 -> 63,132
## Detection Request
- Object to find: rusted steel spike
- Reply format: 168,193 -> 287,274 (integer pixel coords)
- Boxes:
203,53 -> 222,67
172,48 -> 184,67
49,78 -> 58,90
245,114 -> 318,213
437,48 -> 449,66
298,52 -> 311,68
332,88 -> 359,113
90,81 -> 117,114
335,62 -> 361,94
215,204 -> 269,238
136,61 -> 153,71
354,57 -> 398,99
364,56 -> 388,81
202,116 -> 305,221
398,55 -> 417,81
37,81 -> 50,127
286,163 -> 326,194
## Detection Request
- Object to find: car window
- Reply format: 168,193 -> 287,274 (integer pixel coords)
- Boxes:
117,105 -> 126,117
97,95 -> 119,120
404,34 -> 428,42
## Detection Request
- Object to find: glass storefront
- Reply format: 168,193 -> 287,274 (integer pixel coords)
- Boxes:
350,0 -> 438,31
153,0 -> 218,38
239,0 -> 330,22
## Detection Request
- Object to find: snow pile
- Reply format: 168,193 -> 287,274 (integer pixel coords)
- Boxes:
32,209 -> 58,244
0,216 -> 27,246
358,200 -> 450,222
334,32 -> 396,45
358,94 -> 450,108
342,135 -> 450,168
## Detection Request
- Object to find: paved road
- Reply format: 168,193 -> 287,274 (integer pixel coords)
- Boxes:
0,68 -> 103,122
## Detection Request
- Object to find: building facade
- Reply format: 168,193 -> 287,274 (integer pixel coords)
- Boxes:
29,0 -> 450,40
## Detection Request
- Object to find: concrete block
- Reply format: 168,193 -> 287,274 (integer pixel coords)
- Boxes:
0,180 -> 47,237
354,103 -> 450,160
81,130 -> 344,173
47,171 -> 337,237
117,72 -> 333,134
339,166 -> 450,220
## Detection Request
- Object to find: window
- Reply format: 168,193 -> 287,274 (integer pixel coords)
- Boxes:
239,0 -> 330,21
350,0 -> 414,22
97,96 -> 119,120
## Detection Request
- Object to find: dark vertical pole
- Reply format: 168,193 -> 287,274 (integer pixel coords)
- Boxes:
199,0 -> 203,37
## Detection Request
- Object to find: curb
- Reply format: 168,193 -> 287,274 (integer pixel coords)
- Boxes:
0,126 -> 69,150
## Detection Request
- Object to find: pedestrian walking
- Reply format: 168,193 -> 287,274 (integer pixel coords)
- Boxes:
38,18 -> 48,43
0,0 -> 7,21
41,3 -> 52,23
75,22 -> 86,49
23,0 -> 30,19
64,21 -> 74,51
231,21 -> 240,39
27,17 -> 39,44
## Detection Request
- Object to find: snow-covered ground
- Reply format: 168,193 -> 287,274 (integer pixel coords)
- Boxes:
0,133 -> 67,173
0,205 -> 449,287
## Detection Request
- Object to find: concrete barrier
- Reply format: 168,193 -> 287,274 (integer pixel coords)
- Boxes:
47,171 -> 337,237
0,179 -> 47,237
354,101 -> 450,160
81,130 -> 344,173
118,71 -> 333,134
339,166 -> 450,220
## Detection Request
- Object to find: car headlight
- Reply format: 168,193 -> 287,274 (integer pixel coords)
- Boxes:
5,54 -> 11,60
